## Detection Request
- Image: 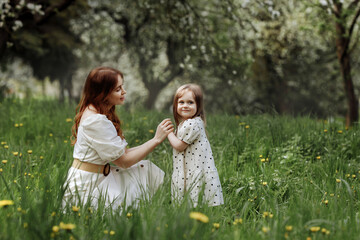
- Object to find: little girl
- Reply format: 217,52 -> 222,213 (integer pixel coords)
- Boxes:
167,84 -> 224,206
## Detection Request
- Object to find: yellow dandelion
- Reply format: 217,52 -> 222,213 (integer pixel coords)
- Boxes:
262,181 -> 268,186
17,207 -> 22,212
346,174 -> 350,178
239,122 -> 246,125
213,223 -> 220,229
27,150 -> 32,154
4,145 -> 9,149
263,212 -> 269,218
1,141 -> 7,145
330,193 -> 334,197
126,212 -> 133,218
51,212 -> 56,217
135,139 -> 140,143
0,168 -> 2,172
306,237 -> 312,240
262,226 -> 270,233
104,230 -> 109,234
40,156 -> 44,160
336,179 -> 341,183
352,174 -> 356,178
49,133 -> 53,137
64,140 -> 68,143
324,129 -> 328,133
66,118 -> 72,123
321,228 -> 327,234
110,230 -> 115,235
261,158 -> 266,163
14,123 -> 19,128
12,152 -> 18,156
59,222 -> 76,230
285,225 -> 293,231
19,123 -> 23,127
52,226 -> 60,233
149,129 -> 154,133
234,218 -> 243,224
309,226 -> 321,232
337,130 -> 343,134
2,160 -> 7,164
189,211 -> 209,223
13,180 -> 16,183
316,156 -> 321,160
72,206 -> 80,212
259,155 -> 263,158
324,200 -> 329,205
245,125 -> 250,129
0,200 -> 14,207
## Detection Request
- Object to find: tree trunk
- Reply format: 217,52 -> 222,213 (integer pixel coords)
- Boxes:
335,20 -> 359,126
338,53 -> 358,126
0,29 -> 9,60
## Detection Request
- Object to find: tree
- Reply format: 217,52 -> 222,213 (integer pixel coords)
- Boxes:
0,0 -> 87,101
315,0 -> 360,126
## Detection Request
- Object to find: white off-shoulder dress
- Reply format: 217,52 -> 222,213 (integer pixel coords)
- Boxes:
63,114 -> 164,209
172,117 -> 224,206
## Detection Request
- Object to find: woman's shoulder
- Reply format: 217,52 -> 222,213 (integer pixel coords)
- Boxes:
80,113 -> 108,126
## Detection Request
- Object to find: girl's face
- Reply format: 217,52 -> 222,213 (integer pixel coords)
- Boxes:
177,90 -> 197,121
107,75 -> 126,106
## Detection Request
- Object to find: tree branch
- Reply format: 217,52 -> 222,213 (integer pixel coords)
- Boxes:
348,0 -> 360,11
35,0 -> 76,25
342,6 -> 360,60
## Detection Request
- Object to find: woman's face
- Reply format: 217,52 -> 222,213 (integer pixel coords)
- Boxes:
107,75 -> 126,106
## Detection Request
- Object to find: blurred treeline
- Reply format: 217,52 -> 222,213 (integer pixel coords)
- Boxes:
1,0 -> 360,122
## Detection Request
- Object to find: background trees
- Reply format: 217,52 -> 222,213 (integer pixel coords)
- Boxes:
1,0 -> 360,124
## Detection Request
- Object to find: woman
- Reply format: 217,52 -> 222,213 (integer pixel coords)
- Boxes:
63,66 -> 173,209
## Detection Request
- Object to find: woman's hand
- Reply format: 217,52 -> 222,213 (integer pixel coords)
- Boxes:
154,118 -> 174,143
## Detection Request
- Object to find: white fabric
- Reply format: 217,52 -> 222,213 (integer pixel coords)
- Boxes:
172,117 -> 224,206
63,114 -> 164,209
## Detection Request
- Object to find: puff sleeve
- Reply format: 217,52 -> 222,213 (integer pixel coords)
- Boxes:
177,118 -> 201,144
82,115 -> 127,162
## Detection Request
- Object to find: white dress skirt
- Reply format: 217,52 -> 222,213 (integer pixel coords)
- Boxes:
63,114 -> 164,209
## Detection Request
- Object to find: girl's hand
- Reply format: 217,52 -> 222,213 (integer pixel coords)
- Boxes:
154,118 -> 174,143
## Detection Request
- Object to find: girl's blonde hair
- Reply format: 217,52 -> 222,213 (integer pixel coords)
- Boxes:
172,84 -> 206,127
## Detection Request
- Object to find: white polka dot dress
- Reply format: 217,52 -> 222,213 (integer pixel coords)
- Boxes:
171,117 -> 224,206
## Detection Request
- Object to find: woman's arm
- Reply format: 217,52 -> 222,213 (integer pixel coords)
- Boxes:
112,119 -> 173,168
167,132 -> 188,152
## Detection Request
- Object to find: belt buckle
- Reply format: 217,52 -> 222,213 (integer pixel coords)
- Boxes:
103,163 -> 110,176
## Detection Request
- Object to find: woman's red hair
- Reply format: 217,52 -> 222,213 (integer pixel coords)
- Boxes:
71,67 -> 124,144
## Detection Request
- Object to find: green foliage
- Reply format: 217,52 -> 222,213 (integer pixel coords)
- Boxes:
0,99 -> 360,239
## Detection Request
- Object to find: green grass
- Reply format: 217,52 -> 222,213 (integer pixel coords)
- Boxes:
0,98 -> 360,240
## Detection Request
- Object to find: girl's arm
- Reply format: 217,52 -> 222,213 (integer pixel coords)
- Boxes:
167,132 -> 188,152
112,119 -> 173,168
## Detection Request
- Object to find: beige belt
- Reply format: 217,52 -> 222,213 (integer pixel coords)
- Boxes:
72,158 -> 110,176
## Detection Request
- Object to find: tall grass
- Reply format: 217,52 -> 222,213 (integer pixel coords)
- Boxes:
0,98 -> 359,239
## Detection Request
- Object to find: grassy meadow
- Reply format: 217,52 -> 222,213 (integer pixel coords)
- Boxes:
0,98 -> 360,240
